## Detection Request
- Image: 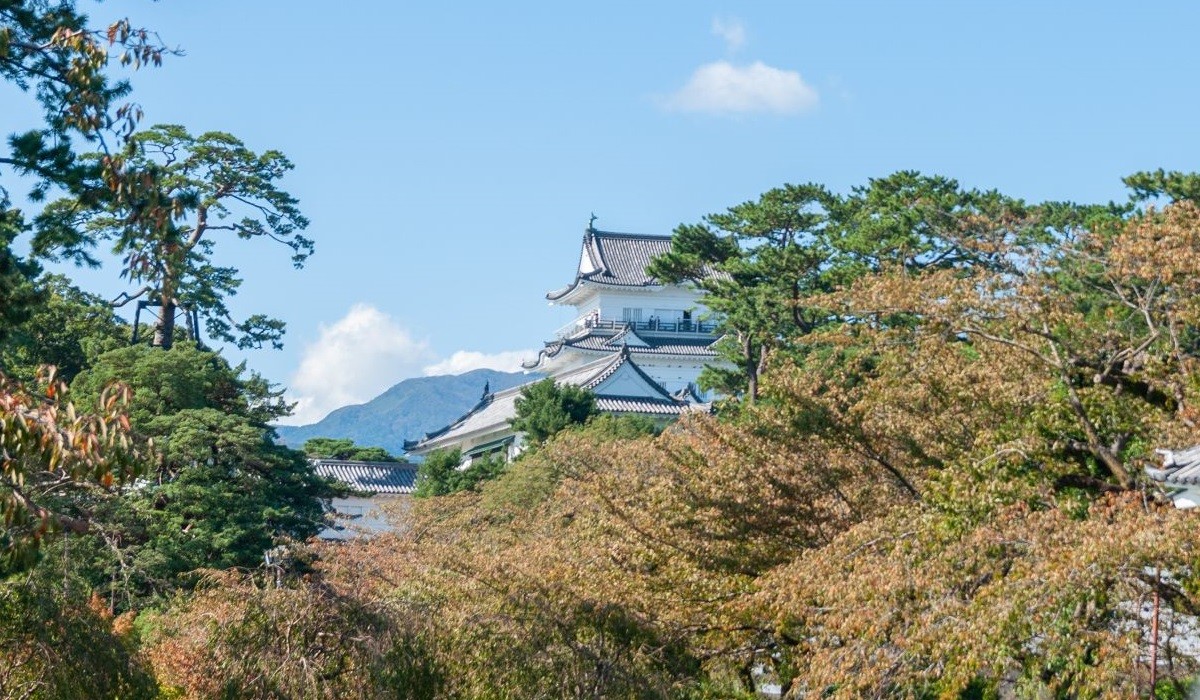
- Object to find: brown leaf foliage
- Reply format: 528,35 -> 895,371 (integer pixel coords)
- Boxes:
139,202 -> 1200,698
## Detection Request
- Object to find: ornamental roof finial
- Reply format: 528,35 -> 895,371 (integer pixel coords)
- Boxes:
588,212 -> 597,231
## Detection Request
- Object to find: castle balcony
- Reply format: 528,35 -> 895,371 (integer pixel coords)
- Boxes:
553,317 -> 718,340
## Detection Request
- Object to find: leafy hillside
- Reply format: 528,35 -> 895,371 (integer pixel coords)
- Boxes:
274,369 -> 536,455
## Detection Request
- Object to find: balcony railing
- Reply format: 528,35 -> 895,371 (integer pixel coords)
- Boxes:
555,317 -> 718,339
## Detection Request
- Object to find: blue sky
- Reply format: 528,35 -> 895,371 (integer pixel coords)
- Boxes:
7,2 -> 1200,424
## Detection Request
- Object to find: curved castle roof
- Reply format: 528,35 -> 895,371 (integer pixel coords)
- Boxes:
522,323 -> 718,370
546,228 -> 675,302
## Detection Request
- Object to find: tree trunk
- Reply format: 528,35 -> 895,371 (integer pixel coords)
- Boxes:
154,297 -> 176,350
745,335 -> 759,404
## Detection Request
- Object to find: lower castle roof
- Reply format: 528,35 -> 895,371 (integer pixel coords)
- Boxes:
523,324 -> 718,370
406,348 -> 708,454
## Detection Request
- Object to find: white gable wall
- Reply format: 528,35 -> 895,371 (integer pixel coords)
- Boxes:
579,245 -> 599,275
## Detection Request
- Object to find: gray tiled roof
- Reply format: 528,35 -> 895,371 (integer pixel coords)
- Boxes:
573,329 -> 718,356
1151,446 -> 1200,485
548,229 -> 674,300
408,350 -> 708,454
596,397 -> 695,415
406,358 -> 613,453
313,460 -> 418,494
525,325 -> 718,369
407,388 -> 522,451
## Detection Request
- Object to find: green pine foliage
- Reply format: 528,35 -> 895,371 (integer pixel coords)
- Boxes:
67,344 -> 338,600
0,274 -> 127,383
301,437 -> 400,462
415,448 -> 507,498
0,207 -> 40,345
509,377 -> 599,447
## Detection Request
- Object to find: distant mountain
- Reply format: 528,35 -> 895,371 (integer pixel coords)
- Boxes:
274,369 -> 537,456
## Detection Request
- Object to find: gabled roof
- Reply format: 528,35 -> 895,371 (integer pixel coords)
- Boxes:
546,228 -> 675,301
403,381 -> 527,453
312,459 -> 418,495
605,325 -> 651,348
407,349 -> 707,455
582,345 -> 678,402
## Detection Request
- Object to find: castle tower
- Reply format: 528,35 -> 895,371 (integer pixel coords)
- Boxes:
406,225 -> 719,464
523,227 -> 719,396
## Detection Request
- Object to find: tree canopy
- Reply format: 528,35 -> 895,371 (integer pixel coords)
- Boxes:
301,438 -> 399,463
216,173 -> 1200,699
650,172 -> 1046,401
67,343 -> 337,599
0,273 -> 127,383
32,124 -> 311,350
5,10 -> 1200,690
509,377 -> 599,446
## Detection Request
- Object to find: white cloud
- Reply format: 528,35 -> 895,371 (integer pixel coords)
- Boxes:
663,60 -> 818,116
423,349 -> 538,377
711,17 -> 746,52
281,304 -> 436,425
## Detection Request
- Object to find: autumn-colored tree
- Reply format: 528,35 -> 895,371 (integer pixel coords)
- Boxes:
0,370 -> 141,573
0,570 -> 156,699
141,570 -> 442,700
297,177 -> 1200,699
735,196 -> 1200,696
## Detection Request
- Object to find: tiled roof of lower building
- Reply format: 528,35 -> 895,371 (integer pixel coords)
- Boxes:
313,459 -> 418,494
405,359 -> 611,453
407,349 -> 709,454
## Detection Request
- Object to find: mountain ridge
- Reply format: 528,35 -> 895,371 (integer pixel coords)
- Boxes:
275,369 -> 537,455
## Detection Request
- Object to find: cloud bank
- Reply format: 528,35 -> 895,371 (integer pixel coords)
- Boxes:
423,349 -> 536,377
281,304 -> 536,426
282,304 -> 436,425
664,60 -> 818,116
